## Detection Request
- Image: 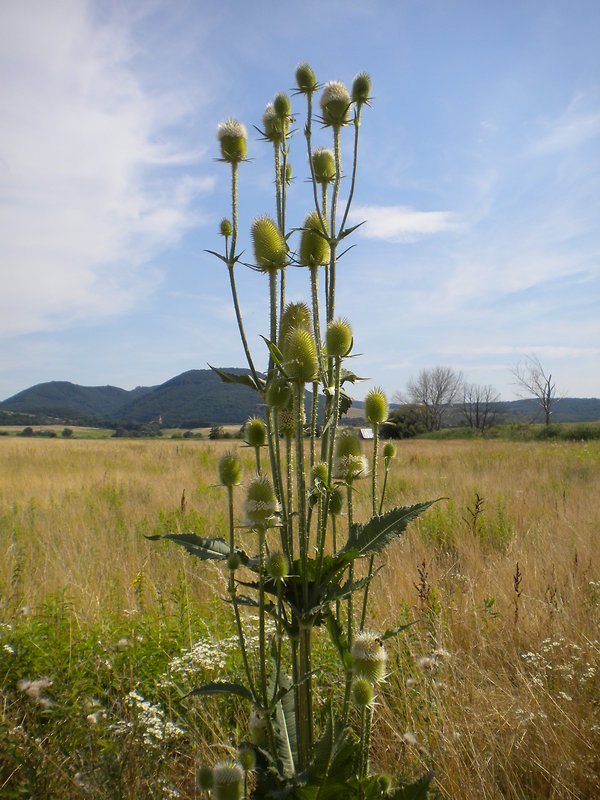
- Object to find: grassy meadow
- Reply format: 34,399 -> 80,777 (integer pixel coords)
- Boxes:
1,436 -> 599,798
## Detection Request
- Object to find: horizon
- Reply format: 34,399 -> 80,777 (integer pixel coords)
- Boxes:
1,1 -> 599,402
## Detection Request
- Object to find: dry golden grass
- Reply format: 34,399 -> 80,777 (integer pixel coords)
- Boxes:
1,436 -> 599,797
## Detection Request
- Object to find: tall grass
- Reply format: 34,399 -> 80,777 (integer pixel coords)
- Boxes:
1,437 -> 599,797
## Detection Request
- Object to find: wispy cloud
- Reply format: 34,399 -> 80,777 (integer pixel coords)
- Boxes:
529,94 -> 600,155
0,1 -> 210,337
349,205 -> 459,243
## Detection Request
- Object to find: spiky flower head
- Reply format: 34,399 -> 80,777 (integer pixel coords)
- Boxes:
352,677 -> 375,706
277,405 -> 296,438
295,62 -> 318,94
299,211 -> 329,268
352,72 -> 372,106
283,327 -> 319,384
213,760 -> 244,800
251,215 -> 287,271
220,218 -> 232,237
285,162 -> 293,185
279,302 -> 311,346
328,486 -> 344,516
217,119 -> 247,163
267,551 -> 288,581
237,745 -> 256,772
351,631 -> 388,683
243,475 -> 279,528
197,765 -> 214,791
333,429 -> 368,480
311,147 -> 335,184
273,91 -> 292,119
249,709 -> 268,746
383,442 -> 396,461
218,451 -> 243,487
226,551 -> 241,572
326,318 -> 353,358
266,375 -> 292,410
245,417 -> 266,448
365,387 -> 388,425
320,80 -> 351,127
262,103 -> 283,143
311,461 -> 329,485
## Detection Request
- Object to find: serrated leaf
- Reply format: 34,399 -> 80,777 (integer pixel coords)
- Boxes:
145,533 -> 230,561
343,502 -> 438,557
187,681 -> 254,703
208,364 -> 264,392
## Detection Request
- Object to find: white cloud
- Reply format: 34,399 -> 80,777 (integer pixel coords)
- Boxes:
0,0 -> 210,337
529,94 -> 600,155
349,205 -> 459,242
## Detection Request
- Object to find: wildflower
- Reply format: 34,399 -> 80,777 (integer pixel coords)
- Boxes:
197,765 -> 214,791
279,302 -> 312,346
295,62 -> 318,94
267,551 -> 288,581
352,677 -> 375,706
238,744 -> 256,772
333,430 -> 368,480
402,731 -> 418,746
273,91 -> 291,120
416,656 -> 436,671
117,637 -> 130,650
243,476 -> 279,528
364,387 -> 388,425
220,218 -> 233,237
213,760 -> 244,800
283,327 -> 319,384
245,417 -> 267,448
311,147 -> 335,184
351,631 -> 387,683
217,118 -> 247,163
352,72 -> 372,106
298,211 -> 330,268
326,318 -> 353,358
266,375 -> 291,410
320,80 -> 351,126
262,103 -> 283,142
383,442 -> 396,461
328,486 -> 344,516
218,452 -> 243,487
251,215 -> 287,271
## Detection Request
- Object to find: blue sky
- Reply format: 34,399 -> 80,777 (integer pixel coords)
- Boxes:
1,0 -> 599,402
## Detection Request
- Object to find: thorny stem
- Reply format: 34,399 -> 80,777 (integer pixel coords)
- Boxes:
258,527 -> 277,755
342,479 -> 355,723
339,106 -> 363,235
328,125 -> 342,324
360,702 -> 374,779
360,422 -> 380,630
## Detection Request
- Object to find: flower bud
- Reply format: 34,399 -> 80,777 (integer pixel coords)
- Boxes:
285,162 -> 293,185
217,119 -> 247,163
267,551 -> 288,581
283,327 -> 318,384
311,461 -> 329,485
279,302 -> 311,347
243,476 -> 279,528
351,631 -> 387,684
273,91 -> 291,119
249,709 -> 268,746
299,211 -> 329,268
365,388 -> 388,425
227,551 -> 241,572
251,215 -> 287,271
262,103 -> 283,142
352,677 -> 375,707
383,442 -> 396,461
325,318 -> 353,358
245,417 -> 266,448
352,72 -> 371,106
320,80 -> 351,127
266,376 -> 292,410
218,452 -> 242,487
328,486 -> 344,516
213,760 -> 244,800
237,745 -> 256,772
197,765 -> 214,791
333,430 -> 368,480
220,218 -> 232,237
311,147 -> 335,184
295,62 -> 317,94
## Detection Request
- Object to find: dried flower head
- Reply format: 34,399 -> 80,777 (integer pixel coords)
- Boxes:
299,211 -> 330,268
243,476 -> 279,528
320,80 -> 351,126
218,452 -> 243,487
365,387 -> 388,425
351,631 -> 387,683
217,118 -> 247,163
251,215 -> 287,271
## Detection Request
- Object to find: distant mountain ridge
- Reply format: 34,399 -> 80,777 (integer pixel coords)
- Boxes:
1,372 -> 599,427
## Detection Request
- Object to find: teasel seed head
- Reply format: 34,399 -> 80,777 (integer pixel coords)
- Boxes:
295,62 -> 318,94
333,429 -> 368,480
283,326 -> 319,384
279,302 -> 311,347
325,318 -> 353,358
273,91 -> 291,119
197,765 -> 214,791
213,760 -> 244,800
311,461 -> 329,485
218,451 -> 243,487
383,441 -> 396,461
237,745 -> 256,772
311,147 -> 335,184
251,215 -> 287,271
217,118 -> 247,163
328,486 -> 344,516
277,405 -> 296,438
243,475 -> 279,528
226,551 -> 241,572
365,387 -> 388,425
245,417 -> 266,448
262,103 -> 283,143
285,162 -> 293,185
299,211 -> 330,267
352,676 -> 375,707
320,80 -> 351,127
352,72 -> 372,106
220,218 -> 232,237
351,631 -> 388,683
267,551 -> 288,581
266,375 -> 292,410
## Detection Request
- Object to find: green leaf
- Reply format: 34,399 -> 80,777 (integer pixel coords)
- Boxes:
337,221 -> 365,241
260,336 -> 286,373
204,248 -> 229,264
187,681 -> 254,703
324,611 -> 353,671
270,669 -> 297,777
208,364 -> 264,392
387,772 -> 435,799
343,502 -> 438,557
145,533 -> 230,561
380,622 -> 416,641
340,368 -> 368,385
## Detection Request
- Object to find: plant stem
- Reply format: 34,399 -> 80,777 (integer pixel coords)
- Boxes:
360,423 -> 379,630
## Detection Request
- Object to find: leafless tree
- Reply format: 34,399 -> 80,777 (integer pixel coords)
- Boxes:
511,355 -> 558,425
462,383 -> 500,431
406,366 -> 463,431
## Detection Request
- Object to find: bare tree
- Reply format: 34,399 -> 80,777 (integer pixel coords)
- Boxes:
462,383 -> 500,432
511,355 -> 558,425
406,366 -> 463,431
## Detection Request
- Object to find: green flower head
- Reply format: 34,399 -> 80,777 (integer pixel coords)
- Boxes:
383,441 -> 396,461
283,326 -> 319,384
295,62 -> 318,94
311,147 -> 335,184
351,631 -> 387,683
220,218 -> 232,237
213,760 -> 244,800
251,215 -> 287,271
245,417 -> 266,448
218,451 -> 243,487
320,80 -> 351,127
326,318 -> 353,358
365,387 -> 388,425
262,103 -> 283,143
217,119 -> 247,163
352,72 -> 372,106
279,302 -> 311,347
352,676 -> 375,707
333,429 -> 368,480
243,475 -> 279,528
267,551 -> 288,581
299,211 -> 329,268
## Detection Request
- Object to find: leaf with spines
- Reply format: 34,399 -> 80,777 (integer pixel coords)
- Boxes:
145,533 -> 247,563
209,364 -> 265,392
343,502 -> 438,557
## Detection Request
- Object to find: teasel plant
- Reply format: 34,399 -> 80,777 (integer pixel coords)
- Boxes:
150,64 -> 436,799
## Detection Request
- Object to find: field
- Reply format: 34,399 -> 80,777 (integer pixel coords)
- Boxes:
1,437 -> 599,798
